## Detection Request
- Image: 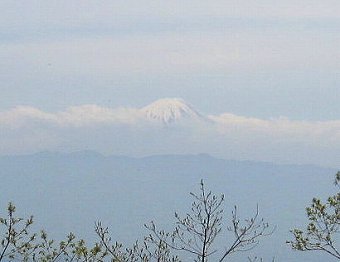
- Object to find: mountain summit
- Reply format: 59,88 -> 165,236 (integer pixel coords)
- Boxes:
141,98 -> 202,124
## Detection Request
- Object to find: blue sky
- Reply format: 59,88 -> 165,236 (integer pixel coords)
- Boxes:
1,1 -> 340,166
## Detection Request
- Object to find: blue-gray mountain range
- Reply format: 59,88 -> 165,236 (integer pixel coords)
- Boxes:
0,151 -> 337,261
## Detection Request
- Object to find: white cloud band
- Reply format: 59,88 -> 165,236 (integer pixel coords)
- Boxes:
0,101 -> 339,167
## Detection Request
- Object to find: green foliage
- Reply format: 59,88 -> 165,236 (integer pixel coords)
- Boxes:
95,221 -> 180,261
0,203 -> 104,261
287,171 -> 340,260
0,202 -> 36,261
1,180 -> 273,261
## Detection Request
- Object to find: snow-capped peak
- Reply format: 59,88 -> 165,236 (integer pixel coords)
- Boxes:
140,98 -> 202,124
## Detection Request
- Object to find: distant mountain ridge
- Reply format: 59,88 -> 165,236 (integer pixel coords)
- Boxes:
1,150 -> 333,172
0,150 -> 336,262
1,98 -> 339,168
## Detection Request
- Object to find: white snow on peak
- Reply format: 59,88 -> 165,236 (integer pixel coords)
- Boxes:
140,98 -> 202,124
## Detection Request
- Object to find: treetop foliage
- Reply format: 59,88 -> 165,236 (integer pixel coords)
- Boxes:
287,171 -> 340,260
0,180 -> 273,261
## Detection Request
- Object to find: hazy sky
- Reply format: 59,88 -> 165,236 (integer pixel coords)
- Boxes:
1,1 -> 340,167
1,1 -> 340,119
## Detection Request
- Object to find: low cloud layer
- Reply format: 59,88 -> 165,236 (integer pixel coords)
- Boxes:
1,100 -> 339,168
0,105 -> 141,128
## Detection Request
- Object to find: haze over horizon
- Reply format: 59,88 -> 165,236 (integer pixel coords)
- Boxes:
0,2 -> 339,164
1,97 -> 339,168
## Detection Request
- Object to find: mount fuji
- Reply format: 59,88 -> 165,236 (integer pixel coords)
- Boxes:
140,98 -> 205,125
